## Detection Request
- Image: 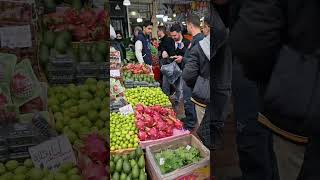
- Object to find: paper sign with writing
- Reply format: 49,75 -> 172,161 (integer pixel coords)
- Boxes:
28,135 -> 76,171
0,25 -> 32,48
110,69 -> 121,77
119,104 -> 134,115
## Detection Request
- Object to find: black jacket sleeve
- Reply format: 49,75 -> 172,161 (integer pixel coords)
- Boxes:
230,0 -> 285,82
182,46 -> 200,88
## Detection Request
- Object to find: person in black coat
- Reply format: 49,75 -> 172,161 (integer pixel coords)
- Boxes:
182,16 -> 211,132
230,0 -> 320,179
157,26 -> 175,63
161,24 -> 190,111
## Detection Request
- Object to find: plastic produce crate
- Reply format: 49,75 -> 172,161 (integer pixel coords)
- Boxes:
48,75 -> 74,84
76,63 -> 100,76
47,63 -> 75,76
146,134 -> 210,180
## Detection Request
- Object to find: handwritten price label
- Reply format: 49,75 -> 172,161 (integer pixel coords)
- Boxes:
28,135 -> 76,171
119,104 -> 134,115
0,25 -> 32,48
110,69 -> 121,77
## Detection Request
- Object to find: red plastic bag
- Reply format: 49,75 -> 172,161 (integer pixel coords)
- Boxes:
152,65 -> 161,82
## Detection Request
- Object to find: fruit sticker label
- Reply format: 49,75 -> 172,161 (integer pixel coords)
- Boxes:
28,135 -> 76,171
0,25 -> 32,48
110,69 -> 121,77
119,104 -> 134,115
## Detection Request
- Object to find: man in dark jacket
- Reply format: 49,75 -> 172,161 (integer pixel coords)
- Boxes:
157,26 -> 175,63
183,16 -> 210,132
135,21 -> 153,65
161,24 -> 190,110
181,14 -> 205,131
230,0 -> 320,179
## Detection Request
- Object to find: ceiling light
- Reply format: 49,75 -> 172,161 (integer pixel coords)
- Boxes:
167,17 -> 172,21
123,0 -> 131,6
131,11 -> 136,16
137,17 -> 143,23
173,13 -> 176,17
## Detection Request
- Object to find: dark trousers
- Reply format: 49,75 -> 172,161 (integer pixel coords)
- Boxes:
182,81 -> 197,130
232,61 -> 279,180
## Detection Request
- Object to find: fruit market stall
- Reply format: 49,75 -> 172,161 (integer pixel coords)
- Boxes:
108,43 -> 210,180
0,0 -> 109,179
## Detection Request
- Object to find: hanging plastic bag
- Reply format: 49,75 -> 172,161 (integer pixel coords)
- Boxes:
160,61 -> 182,84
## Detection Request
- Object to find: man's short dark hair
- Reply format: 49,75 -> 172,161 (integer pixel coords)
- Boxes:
158,26 -> 166,32
143,20 -> 153,27
186,13 -> 201,28
170,24 -> 182,33
204,15 -> 210,27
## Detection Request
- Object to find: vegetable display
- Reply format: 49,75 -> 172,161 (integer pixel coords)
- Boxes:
110,148 -> 147,180
110,113 -> 139,151
122,64 -> 152,75
125,87 -> 171,107
123,72 -> 155,84
135,104 -> 183,141
154,146 -> 202,174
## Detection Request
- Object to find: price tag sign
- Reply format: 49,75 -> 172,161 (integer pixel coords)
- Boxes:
0,25 -> 32,48
29,135 -> 76,171
186,145 -> 191,151
119,104 -> 134,115
159,158 -> 165,165
110,69 -> 121,77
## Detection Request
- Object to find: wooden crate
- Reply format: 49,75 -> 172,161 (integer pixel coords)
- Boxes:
146,134 -> 210,180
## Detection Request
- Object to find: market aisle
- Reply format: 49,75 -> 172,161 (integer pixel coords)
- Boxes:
214,115 -> 242,180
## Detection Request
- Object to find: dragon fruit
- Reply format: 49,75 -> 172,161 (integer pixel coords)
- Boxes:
136,104 -> 144,113
138,131 -> 148,141
136,120 -> 145,130
81,134 -> 107,163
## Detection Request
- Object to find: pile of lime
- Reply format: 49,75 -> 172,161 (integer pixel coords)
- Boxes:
125,87 -> 171,107
110,113 -> 139,151
0,160 -> 81,180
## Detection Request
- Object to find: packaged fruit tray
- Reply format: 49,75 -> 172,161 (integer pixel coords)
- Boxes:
146,135 -> 210,180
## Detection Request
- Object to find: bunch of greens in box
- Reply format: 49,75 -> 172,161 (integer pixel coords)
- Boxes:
154,146 -> 202,174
